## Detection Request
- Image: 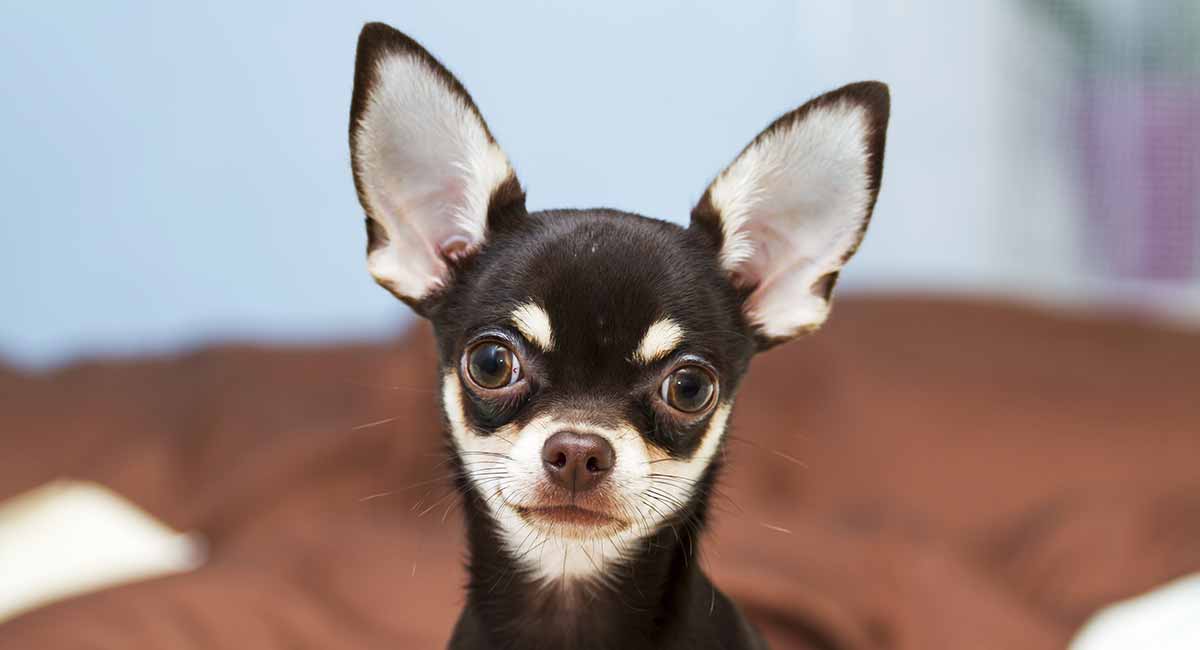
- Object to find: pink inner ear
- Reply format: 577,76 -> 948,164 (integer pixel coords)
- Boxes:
729,269 -> 756,289
439,235 -> 473,262
728,221 -> 778,290
423,177 -> 478,262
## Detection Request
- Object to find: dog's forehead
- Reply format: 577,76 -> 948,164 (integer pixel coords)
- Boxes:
534,228 -> 668,349
476,211 -> 728,357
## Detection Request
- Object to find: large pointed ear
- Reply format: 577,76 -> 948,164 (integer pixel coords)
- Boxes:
349,23 -> 524,312
690,82 -> 890,347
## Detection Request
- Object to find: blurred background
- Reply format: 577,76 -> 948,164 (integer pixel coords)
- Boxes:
2,0 -> 1198,367
1,2 -> 1198,649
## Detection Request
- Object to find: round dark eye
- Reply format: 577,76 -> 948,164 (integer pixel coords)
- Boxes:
660,366 -> 716,413
465,341 -> 522,389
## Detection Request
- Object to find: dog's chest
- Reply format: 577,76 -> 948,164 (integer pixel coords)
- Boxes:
449,577 -> 766,650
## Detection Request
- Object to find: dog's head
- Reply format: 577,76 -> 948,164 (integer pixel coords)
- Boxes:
349,23 -> 889,583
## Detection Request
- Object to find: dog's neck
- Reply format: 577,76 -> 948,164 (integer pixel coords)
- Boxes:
448,463 -> 756,650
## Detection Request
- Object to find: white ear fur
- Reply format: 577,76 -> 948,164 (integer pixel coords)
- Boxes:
693,82 -> 890,343
350,23 -> 519,304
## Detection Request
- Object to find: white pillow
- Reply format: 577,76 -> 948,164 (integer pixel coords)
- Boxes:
1070,573 -> 1200,650
0,480 -> 205,622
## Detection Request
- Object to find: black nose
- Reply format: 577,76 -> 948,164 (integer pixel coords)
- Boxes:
541,432 -> 615,494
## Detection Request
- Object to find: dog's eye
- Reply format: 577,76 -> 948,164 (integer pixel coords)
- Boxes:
465,341 -> 522,389
660,366 -> 716,413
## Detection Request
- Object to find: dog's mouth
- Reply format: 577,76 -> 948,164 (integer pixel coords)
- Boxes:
511,503 -> 629,537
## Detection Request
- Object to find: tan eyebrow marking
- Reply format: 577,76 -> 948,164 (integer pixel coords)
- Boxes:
634,318 -> 685,364
511,302 -> 554,351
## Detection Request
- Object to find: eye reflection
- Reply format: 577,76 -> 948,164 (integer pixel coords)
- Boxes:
466,341 -> 521,389
661,365 -> 716,413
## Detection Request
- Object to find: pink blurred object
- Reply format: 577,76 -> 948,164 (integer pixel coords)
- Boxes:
1077,77 -> 1200,281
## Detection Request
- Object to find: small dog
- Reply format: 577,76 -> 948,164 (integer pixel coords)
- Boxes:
348,22 -> 889,650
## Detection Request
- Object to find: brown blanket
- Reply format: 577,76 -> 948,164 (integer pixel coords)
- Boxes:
2,296 -> 1199,649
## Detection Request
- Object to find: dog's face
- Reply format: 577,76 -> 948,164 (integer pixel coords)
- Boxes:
349,23 -> 889,583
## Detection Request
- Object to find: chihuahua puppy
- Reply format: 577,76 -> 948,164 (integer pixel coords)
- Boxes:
349,22 -> 889,650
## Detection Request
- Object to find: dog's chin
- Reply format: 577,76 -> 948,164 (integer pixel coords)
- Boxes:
510,502 -> 631,540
